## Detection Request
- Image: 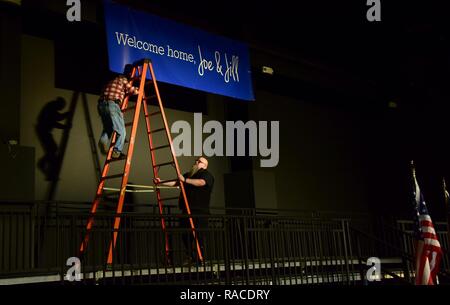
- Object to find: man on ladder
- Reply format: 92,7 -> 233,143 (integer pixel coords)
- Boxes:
97,66 -> 138,159
80,59 -> 207,267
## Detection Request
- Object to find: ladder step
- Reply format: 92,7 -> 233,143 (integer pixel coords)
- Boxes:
106,157 -> 126,164
153,161 -> 174,168
102,174 -> 124,180
149,110 -> 161,116
148,127 -> 165,135
144,95 -> 156,101
158,178 -> 179,184
151,144 -> 170,151
125,122 -> 133,127
159,196 -> 180,201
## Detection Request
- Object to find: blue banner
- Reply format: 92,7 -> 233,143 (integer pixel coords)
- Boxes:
103,1 -> 255,101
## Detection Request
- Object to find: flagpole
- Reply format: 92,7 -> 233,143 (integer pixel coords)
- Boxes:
444,177 -> 450,260
411,160 -> 418,206
410,160 -> 419,284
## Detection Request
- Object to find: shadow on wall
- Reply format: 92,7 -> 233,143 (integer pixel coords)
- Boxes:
35,96 -> 71,181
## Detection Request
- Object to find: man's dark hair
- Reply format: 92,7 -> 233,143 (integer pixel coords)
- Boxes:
123,64 -> 133,76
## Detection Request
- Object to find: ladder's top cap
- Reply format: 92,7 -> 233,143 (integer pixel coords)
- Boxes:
133,58 -> 152,66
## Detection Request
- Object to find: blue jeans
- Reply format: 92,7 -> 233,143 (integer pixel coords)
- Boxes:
97,100 -> 126,153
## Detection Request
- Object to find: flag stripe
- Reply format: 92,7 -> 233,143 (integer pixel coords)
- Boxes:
421,227 -> 437,235
413,174 -> 442,285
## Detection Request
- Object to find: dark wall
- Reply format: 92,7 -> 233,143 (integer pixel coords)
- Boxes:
0,144 -> 35,201
2,1 -> 449,218
365,101 -> 450,220
246,78 -> 450,218
0,2 -> 35,202
0,2 -> 21,142
246,89 -> 369,213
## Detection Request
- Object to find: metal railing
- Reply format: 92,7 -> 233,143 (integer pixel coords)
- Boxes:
396,220 -> 450,277
348,218 -> 450,285
0,201 -> 448,285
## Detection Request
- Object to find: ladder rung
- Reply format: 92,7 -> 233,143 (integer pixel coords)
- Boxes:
151,144 -> 170,151
149,111 -> 161,116
123,106 -> 136,112
153,161 -> 174,168
130,77 -> 153,86
158,178 -> 179,184
106,157 -> 125,164
103,187 -> 155,193
148,127 -> 165,135
125,122 -> 133,127
144,95 -> 156,101
159,196 -> 179,201
102,174 -> 124,180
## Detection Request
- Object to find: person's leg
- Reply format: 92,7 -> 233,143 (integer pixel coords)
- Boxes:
194,215 -> 208,262
97,101 -> 113,152
184,213 -> 205,263
108,102 -> 126,153
46,135 -> 59,180
180,216 -> 192,260
37,131 -> 53,171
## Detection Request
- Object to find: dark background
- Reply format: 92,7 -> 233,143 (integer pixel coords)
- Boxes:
112,0 -> 450,218
1,0 -> 450,218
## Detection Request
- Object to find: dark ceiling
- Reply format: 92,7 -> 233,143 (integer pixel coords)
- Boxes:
18,0 -> 450,108
118,0 -> 450,106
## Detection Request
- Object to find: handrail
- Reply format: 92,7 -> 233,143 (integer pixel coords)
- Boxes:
350,226 -> 414,262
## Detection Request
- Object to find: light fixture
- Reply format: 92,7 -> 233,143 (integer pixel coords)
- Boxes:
262,66 -> 274,75
388,101 -> 398,108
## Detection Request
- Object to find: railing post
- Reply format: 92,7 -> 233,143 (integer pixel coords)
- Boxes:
223,216 -> 231,284
30,202 -> 36,270
269,220 -> 276,284
341,219 -> 351,285
401,254 -> 412,283
397,221 -> 414,284
354,229 -> 366,285
56,201 -> 64,283
243,215 -> 250,284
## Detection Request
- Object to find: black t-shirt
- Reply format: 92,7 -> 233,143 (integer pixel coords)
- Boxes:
179,169 -> 214,213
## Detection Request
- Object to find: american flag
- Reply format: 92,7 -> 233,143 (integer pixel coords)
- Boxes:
412,173 -> 443,285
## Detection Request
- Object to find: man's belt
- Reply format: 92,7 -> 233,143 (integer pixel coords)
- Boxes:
99,98 -> 121,105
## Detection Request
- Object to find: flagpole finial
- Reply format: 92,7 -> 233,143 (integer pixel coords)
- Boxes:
411,160 -> 416,178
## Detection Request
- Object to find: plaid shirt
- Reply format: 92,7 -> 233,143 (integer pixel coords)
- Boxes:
102,76 -> 137,103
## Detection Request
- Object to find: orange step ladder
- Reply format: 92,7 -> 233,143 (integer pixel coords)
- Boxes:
79,58 -> 203,265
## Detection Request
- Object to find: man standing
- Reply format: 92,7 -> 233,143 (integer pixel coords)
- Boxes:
97,71 -> 137,159
155,157 -> 214,265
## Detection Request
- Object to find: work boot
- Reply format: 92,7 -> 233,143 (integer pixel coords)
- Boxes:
112,150 -> 126,159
